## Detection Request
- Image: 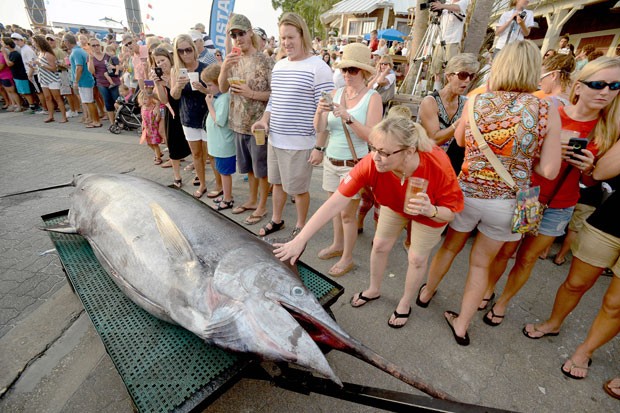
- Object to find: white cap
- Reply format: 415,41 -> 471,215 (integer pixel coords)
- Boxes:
11,33 -> 24,40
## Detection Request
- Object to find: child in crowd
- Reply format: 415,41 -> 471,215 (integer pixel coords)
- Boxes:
103,44 -> 121,88
138,88 -> 164,165
114,84 -> 132,110
201,64 -> 236,211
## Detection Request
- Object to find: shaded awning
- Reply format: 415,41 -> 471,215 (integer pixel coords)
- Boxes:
321,0 -> 416,25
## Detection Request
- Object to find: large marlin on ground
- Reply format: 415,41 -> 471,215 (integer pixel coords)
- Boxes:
44,173 -> 454,400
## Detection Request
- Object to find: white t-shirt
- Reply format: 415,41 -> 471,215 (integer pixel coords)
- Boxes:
19,44 -> 37,71
436,0 -> 470,45
494,8 -> 535,50
266,55 -> 334,150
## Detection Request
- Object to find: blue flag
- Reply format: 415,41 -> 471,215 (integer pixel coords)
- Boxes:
209,0 -> 236,56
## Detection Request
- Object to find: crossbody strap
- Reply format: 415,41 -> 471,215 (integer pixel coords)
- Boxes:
467,94 -> 518,191
340,91 -> 359,163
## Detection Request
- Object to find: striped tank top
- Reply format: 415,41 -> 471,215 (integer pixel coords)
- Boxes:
37,54 -> 60,86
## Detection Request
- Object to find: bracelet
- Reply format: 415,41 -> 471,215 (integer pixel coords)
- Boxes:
430,205 -> 438,218
314,146 -> 326,152
345,114 -> 354,125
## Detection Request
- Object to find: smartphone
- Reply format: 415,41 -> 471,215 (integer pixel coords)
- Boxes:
144,79 -> 155,87
568,137 -> 588,159
231,46 -> 242,55
321,90 -> 333,105
154,67 -> 163,80
179,68 -> 188,78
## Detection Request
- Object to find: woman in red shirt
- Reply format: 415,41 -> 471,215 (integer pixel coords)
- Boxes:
274,116 -> 464,328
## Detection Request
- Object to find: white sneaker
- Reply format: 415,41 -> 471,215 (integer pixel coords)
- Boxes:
35,109 -> 49,115
67,110 -> 78,118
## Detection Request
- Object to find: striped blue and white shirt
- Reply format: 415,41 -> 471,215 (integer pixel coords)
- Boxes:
266,55 -> 334,150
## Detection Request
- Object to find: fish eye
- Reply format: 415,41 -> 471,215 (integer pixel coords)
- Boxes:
291,286 -> 304,296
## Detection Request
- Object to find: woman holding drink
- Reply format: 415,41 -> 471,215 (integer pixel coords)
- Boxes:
274,116 -> 464,329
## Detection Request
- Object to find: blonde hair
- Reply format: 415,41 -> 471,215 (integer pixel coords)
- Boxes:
278,12 -> 313,56
489,40 -> 541,93
569,57 -> 620,156
371,117 -> 434,153
386,105 -> 412,120
379,55 -> 393,67
200,63 -> 221,83
445,53 -> 480,75
172,34 -> 197,76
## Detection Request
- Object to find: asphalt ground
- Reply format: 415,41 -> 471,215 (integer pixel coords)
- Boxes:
0,109 -> 617,412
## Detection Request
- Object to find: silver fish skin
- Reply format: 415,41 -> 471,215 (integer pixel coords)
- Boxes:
64,173 -> 343,384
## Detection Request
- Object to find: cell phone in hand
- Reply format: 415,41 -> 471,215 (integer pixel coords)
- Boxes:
321,90 -> 333,106
231,47 -> 241,55
179,68 -> 188,78
144,79 -> 155,87
568,137 -> 588,159
154,67 -> 163,80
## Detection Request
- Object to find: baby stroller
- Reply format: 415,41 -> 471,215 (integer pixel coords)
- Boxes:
109,90 -> 142,135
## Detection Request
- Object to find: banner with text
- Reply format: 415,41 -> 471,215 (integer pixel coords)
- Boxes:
209,0 -> 235,55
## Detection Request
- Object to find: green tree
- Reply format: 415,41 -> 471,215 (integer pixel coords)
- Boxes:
272,0 -> 338,39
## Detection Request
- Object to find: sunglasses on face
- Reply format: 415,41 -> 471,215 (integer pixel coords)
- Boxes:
215,53 -> 221,57
124,41 -> 132,47
90,44 -> 100,47
230,31 -> 246,39
579,80 -> 620,91
177,47 -> 194,55
369,145 -> 409,158
341,67 -> 361,75
451,71 -> 475,81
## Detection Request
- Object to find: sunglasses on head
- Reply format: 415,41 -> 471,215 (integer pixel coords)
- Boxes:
369,144 -> 409,158
341,66 -> 361,75
230,31 -> 246,39
451,71 -> 475,81
177,47 -> 194,55
579,80 -> 620,91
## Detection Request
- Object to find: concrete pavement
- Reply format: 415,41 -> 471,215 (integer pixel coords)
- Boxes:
0,109 -> 617,412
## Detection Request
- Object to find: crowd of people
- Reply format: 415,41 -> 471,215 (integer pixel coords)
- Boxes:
2,2 -> 620,400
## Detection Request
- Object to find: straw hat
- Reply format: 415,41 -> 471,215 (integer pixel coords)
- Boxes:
333,43 -> 375,75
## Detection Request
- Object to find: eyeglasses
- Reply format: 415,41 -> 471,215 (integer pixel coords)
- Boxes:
450,72 -> 475,81
177,47 -> 194,55
341,67 -> 361,75
230,31 -> 246,39
369,145 -> 409,158
579,80 -> 620,91
540,70 -> 557,80
124,41 -> 132,47
380,63 -> 390,66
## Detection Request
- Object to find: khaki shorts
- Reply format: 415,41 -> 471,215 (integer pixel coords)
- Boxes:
375,206 -> 445,256
572,223 -> 620,277
322,157 -> 361,199
430,42 -> 461,77
567,203 -> 596,232
267,144 -> 313,195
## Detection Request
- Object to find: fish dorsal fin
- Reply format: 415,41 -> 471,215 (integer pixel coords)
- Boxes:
41,222 -> 78,234
150,202 -> 196,262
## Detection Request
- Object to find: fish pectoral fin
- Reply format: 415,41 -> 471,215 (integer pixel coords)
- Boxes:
41,222 -> 78,234
149,202 -> 196,262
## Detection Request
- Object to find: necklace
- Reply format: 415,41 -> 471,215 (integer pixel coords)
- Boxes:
345,86 -> 365,100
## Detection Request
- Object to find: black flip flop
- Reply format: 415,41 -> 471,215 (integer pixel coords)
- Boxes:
483,307 -> 505,327
522,325 -> 560,339
350,292 -> 380,308
415,283 -> 436,308
477,292 -> 495,311
444,311 -> 470,346
388,307 -> 411,329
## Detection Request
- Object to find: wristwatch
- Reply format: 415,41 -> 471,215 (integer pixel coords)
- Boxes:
314,146 -> 326,152
345,114 -> 354,125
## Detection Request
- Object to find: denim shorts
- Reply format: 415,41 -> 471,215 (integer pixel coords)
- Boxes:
538,206 -> 575,237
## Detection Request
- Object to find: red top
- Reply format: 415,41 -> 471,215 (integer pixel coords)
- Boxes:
532,106 -> 599,208
369,38 -> 379,52
338,147 -> 464,228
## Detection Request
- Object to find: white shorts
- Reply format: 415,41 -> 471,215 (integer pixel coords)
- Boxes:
450,197 -> 522,242
78,87 -> 94,103
182,126 -> 207,142
46,81 -> 60,90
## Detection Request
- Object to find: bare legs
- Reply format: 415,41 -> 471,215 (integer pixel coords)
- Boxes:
319,191 -> 360,273
188,141 -> 206,195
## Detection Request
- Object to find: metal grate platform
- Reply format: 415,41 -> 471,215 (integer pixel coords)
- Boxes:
42,210 -> 343,413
